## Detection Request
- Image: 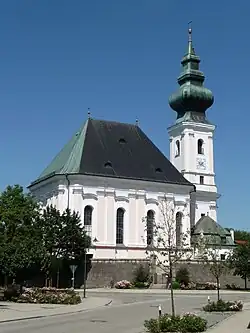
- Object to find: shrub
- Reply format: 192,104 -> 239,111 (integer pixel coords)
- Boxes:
4,284 -> 22,301
17,287 -> 81,305
133,264 -> 150,283
172,281 -> 180,289
133,281 -> 149,289
203,299 -> 243,312
225,283 -> 240,290
114,280 -> 131,289
180,282 -> 196,290
175,267 -> 190,286
144,313 -> 207,333
196,282 -> 217,290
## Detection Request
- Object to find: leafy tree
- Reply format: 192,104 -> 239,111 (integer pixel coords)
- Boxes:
39,206 -> 91,286
38,205 -> 64,285
0,185 -> 41,283
234,230 -> 250,242
143,196 -> 191,316
229,244 -> 250,289
175,267 -> 190,286
60,208 -> 91,263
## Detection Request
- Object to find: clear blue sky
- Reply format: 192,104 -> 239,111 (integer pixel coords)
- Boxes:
0,1 -> 247,230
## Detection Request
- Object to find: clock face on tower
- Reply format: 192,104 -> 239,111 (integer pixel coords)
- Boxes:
196,157 -> 206,170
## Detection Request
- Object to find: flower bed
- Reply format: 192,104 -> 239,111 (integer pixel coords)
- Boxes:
114,280 -> 132,289
144,313 -> 207,333
179,282 -> 218,290
17,287 -> 81,305
203,299 -> 243,312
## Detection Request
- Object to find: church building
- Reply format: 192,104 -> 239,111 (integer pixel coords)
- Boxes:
28,28 -> 234,281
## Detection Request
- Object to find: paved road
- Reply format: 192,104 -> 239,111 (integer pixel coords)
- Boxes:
1,292 -> 249,333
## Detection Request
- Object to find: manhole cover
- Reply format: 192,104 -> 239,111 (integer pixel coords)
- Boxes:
90,320 -> 107,323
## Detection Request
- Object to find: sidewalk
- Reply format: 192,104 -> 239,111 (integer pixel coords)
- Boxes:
83,288 -> 250,295
207,308 -> 250,333
0,296 -> 112,323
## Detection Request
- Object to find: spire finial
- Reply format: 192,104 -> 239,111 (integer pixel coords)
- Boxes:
87,107 -> 91,118
135,118 -> 139,126
188,21 -> 192,55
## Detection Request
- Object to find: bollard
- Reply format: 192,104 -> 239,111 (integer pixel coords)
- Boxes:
207,296 -> 210,303
158,305 -> 162,318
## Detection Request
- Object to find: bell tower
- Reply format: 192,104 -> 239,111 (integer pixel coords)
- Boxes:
168,26 -> 219,222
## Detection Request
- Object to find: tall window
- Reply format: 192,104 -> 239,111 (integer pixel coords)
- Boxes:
175,140 -> 180,157
84,205 -> 93,236
116,208 -> 124,245
146,210 -> 154,246
197,139 -> 204,154
176,212 -> 182,247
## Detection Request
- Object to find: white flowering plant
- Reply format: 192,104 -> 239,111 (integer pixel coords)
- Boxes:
203,299 -> 243,312
114,280 -> 132,289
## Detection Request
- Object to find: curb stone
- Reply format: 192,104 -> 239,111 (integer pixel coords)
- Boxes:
0,298 -> 113,324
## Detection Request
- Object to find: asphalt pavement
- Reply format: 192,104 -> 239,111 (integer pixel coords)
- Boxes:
0,291 -> 250,333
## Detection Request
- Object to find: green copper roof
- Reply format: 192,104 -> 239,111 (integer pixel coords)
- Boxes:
37,120 -> 88,181
169,28 -> 214,123
191,216 -> 235,247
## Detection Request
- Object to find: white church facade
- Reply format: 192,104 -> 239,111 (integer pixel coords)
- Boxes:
28,28 -> 234,266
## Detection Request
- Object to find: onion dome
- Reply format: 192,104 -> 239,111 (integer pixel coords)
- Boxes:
169,26 -> 214,122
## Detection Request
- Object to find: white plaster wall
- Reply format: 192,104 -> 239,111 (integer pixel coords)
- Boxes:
29,175 -> 193,260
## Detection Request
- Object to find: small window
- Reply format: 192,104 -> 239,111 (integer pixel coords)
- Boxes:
119,138 -> 126,144
221,236 -> 226,245
104,161 -> 112,168
200,176 -> 204,184
175,140 -> 180,157
197,139 -> 204,155
201,213 -> 205,217
220,254 -> 226,261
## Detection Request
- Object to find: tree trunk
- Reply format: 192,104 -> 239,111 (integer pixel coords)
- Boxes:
169,256 -> 175,317
245,276 -> 247,290
216,277 -> 220,301
56,268 -> 60,289
4,275 -> 8,287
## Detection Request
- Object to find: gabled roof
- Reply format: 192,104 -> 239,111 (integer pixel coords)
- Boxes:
191,215 -> 235,247
29,118 -> 193,188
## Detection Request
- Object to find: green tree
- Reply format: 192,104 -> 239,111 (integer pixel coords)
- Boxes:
39,205 -> 64,286
39,206 -> 91,286
60,208 -> 91,263
0,185 -> 41,283
229,244 -> 250,289
234,230 -> 250,242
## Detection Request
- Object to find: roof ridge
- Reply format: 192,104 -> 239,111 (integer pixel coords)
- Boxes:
89,117 -> 140,127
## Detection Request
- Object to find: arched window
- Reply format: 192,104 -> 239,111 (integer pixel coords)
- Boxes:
116,208 -> 124,245
146,210 -> 154,246
197,139 -> 204,155
175,140 -> 180,157
176,212 -> 182,247
84,205 -> 93,236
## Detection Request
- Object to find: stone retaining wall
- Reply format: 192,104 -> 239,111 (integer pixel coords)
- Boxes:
85,259 -> 246,289
175,262 -> 245,288
86,259 -> 150,288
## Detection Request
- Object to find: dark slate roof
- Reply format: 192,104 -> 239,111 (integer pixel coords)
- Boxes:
29,118 -> 193,187
191,215 -> 235,247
